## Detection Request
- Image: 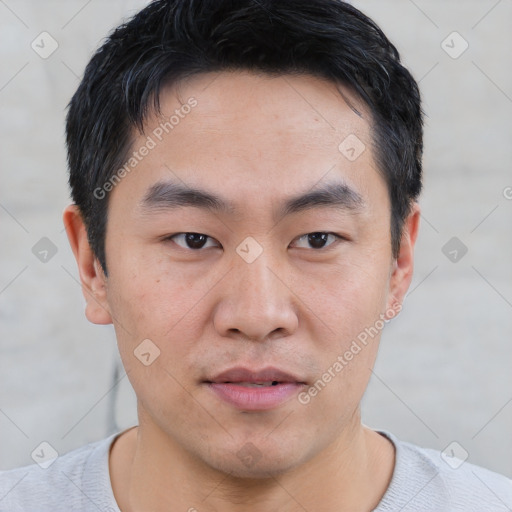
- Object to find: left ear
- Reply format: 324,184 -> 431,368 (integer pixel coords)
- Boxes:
62,204 -> 113,325
385,202 -> 421,315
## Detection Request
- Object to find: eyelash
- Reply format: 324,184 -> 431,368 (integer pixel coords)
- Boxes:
164,232 -> 345,252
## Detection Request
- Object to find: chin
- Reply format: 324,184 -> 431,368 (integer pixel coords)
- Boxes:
211,455 -> 300,480
199,437 -> 310,479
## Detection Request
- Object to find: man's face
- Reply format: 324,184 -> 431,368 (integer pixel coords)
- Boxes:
95,71 -> 408,477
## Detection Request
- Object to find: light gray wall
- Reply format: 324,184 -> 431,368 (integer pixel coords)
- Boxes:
1,0 -> 511,477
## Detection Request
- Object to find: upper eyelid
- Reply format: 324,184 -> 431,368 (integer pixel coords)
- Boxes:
293,232 -> 344,247
167,231 -> 344,249
166,232 -> 220,246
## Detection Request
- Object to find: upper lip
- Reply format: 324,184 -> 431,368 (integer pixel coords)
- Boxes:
206,366 -> 306,384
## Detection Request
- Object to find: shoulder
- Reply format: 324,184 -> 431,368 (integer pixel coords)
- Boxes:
375,430 -> 512,512
0,432 -> 122,512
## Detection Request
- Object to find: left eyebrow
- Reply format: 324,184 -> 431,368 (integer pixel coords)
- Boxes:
139,178 -> 365,222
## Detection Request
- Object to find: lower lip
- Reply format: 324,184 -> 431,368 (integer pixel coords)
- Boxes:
207,382 -> 304,411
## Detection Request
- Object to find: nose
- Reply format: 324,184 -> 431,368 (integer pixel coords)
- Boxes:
213,248 -> 299,342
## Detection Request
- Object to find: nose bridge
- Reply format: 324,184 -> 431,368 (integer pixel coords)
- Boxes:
234,237 -> 283,314
237,246 -> 280,306
214,239 -> 298,341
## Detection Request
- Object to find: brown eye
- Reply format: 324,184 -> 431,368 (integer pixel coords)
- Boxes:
292,232 -> 341,250
168,233 -> 219,250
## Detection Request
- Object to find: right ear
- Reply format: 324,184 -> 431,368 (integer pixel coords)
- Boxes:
62,204 -> 113,325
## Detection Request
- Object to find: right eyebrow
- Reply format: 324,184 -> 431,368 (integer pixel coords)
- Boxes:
139,178 -> 365,222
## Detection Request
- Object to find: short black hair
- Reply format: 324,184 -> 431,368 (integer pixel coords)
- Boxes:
66,0 -> 423,274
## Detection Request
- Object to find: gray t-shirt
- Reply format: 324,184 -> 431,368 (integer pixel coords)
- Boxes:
1,429 -> 511,511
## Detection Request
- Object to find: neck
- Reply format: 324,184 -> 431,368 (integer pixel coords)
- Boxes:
110,410 -> 395,512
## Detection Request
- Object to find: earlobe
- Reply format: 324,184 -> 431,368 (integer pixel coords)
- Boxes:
62,204 -> 113,325
385,202 -> 421,315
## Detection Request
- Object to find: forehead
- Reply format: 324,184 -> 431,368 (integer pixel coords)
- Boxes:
165,70 -> 372,145
110,70 -> 386,218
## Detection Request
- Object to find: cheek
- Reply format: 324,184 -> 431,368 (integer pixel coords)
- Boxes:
107,251 -> 195,331
105,256 -> 214,377
299,250 -> 391,400
311,253 -> 391,335
105,266 -> 203,421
